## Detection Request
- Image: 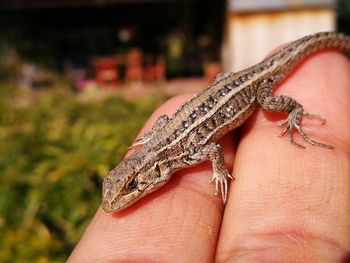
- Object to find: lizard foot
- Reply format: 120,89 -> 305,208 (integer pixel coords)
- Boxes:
209,170 -> 234,204
278,107 -> 334,149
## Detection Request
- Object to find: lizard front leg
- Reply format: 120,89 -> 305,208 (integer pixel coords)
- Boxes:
129,114 -> 169,148
186,143 -> 233,203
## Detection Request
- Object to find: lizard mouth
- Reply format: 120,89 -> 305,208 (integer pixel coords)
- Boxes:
101,198 -> 114,213
102,187 -> 144,213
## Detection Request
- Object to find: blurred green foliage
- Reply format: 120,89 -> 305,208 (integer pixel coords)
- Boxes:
0,85 -> 165,262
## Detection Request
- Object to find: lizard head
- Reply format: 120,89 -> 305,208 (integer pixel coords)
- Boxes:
101,152 -> 171,212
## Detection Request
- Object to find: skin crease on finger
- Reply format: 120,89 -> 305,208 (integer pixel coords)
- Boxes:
215,52 -> 350,262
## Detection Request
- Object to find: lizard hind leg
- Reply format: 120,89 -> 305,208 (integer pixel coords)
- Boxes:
257,80 -> 334,149
278,106 -> 334,149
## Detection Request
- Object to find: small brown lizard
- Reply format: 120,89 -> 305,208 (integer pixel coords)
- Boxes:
102,32 -> 350,212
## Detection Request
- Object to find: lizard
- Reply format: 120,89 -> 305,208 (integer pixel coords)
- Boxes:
102,31 -> 350,213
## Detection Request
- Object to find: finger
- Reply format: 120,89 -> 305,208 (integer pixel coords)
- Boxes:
216,51 -> 350,262
68,94 -> 236,262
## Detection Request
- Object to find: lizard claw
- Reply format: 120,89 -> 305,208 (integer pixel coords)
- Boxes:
128,136 -> 151,150
303,112 -> 326,125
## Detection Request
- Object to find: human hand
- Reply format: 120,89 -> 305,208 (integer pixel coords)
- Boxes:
68,51 -> 350,262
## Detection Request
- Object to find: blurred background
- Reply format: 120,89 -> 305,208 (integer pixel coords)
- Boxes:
0,0 -> 349,261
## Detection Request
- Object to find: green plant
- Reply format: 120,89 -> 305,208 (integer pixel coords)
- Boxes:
0,85 -> 165,262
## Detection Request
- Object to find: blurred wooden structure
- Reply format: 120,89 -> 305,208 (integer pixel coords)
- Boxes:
145,56 -> 165,83
91,50 -> 165,88
124,48 -> 144,83
222,0 -> 336,72
1,0 -> 344,86
92,57 -> 119,88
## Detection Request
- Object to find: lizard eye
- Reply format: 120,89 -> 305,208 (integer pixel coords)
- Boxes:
126,178 -> 138,193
